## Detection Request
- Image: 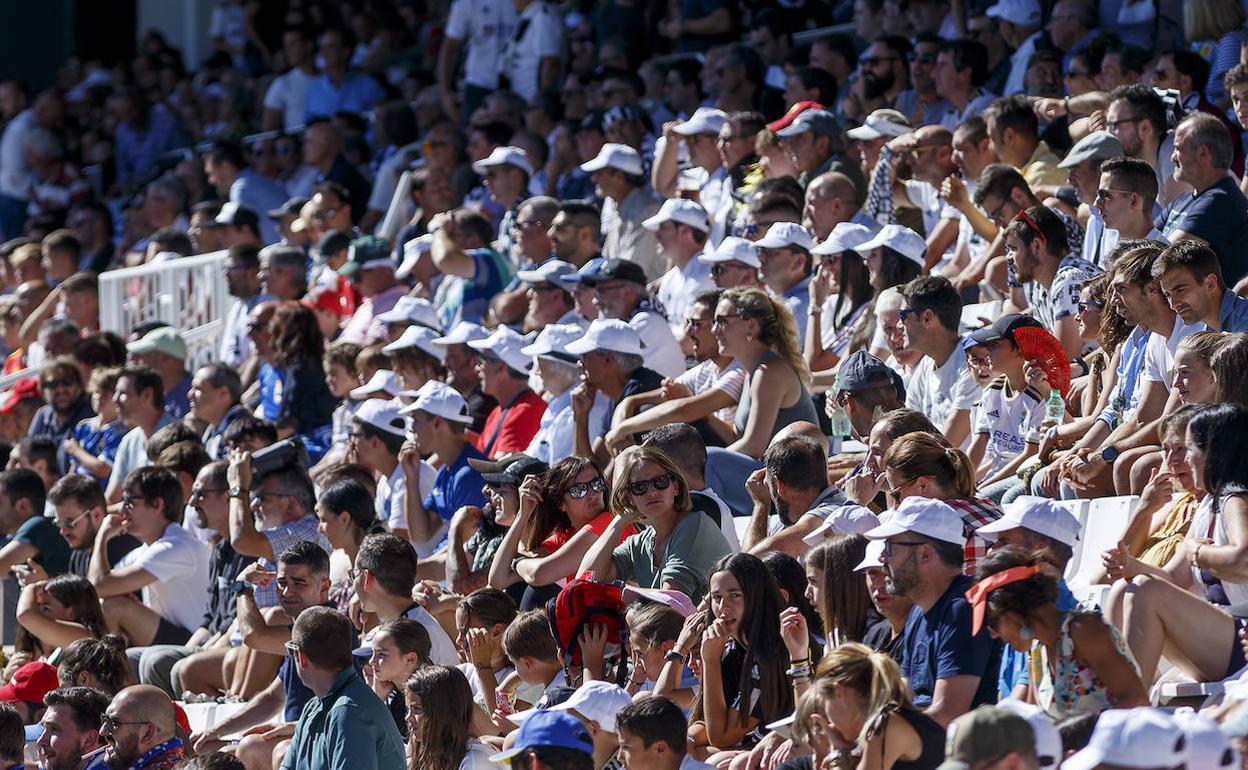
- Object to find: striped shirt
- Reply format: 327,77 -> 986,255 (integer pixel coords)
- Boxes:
946,497 -> 1003,577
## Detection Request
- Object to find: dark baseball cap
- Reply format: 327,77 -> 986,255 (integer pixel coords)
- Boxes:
573,257 -> 647,287
835,350 -> 905,400
969,313 -> 1044,345
267,196 -> 308,220
467,453 -> 549,485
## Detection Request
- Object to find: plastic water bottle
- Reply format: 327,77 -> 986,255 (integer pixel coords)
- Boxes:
1043,388 -> 1064,427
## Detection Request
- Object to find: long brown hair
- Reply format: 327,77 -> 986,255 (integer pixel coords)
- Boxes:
523,456 -> 601,552
269,301 -> 325,367
721,287 -> 811,385
883,432 -> 975,498
405,666 -> 474,770
806,536 -> 871,646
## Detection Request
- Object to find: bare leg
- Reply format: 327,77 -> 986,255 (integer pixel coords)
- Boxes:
1122,574 -> 1235,684
1111,446 -> 1158,496
985,255 -> 1010,295
101,596 -> 164,647
237,651 -> 282,699
174,647 -> 230,697
271,739 -> 292,770
236,734 -> 282,770
1127,450 -> 1164,496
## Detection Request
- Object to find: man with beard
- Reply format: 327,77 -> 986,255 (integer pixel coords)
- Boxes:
98,685 -> 183,770
219,245 -> 271,369
894,34 -> 949,128
865,497 -> 1001,726
777,109 -> 866,194
28,357 -> 92,474
844,37 -> 910,125
547,202 -> 601,270
47,475 -> 139,579
36,687 -> 109,770
1105,85 -> 1189,209
573,259 -> 685,378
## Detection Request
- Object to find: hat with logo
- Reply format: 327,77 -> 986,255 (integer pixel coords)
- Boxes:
565,318 -> 644,357
937,706 -> 1038,770
699,236 -> 762,268
846,109 -> 913,141
642,198 -> 710,233
467,325 -> 533,374
754,221 -> 815,251
472,145 -> 535,177
864,496 -> 967,546
834,350 -> 905,399
126,326 -> 188,360
490,711 -> 595,763
399,380 -> 474,424
349,369 -> 403,400
855,224 -> 926,267
969,313 -> 1044,345
673,107 -> 728,136
468,452 -> 549,486
1063,707 -> 1188,770
580,143 -> 644,176
976,496 -> 1081,547
812,223 -> 877,256
351,397 -> 407,437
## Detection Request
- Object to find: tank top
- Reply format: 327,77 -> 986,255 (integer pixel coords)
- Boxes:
864,704 -> 946,770
733,351 -> 819,438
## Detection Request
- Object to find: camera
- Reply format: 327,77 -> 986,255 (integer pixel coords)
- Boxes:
251,438 -> 308,478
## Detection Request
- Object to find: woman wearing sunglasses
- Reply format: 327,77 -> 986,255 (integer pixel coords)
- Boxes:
577,446 -> 732,604
488,457 -> 637,608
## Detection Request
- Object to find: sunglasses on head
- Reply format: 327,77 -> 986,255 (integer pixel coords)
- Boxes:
627,473 -> 674,496
567,478 -> 608,499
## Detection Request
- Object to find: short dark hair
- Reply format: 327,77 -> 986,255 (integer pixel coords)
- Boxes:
119,367 -> 164,410
226,244 -> 260,271
470,120 -> 513,147
258,465 -> 316,516
1111,241 -> 1164,286
1004,205 -> 1069,258
207,140 -> 247,170
973,164 -> 1031,207
1099,156 -> 1158,210
48,473 -> 106,511
1168,49 -> 1211,97
223,416 -> 278,448
0,703 -> 22,763
291,606 -> 353,670
59,272 -> 97,295
899,275 -> 962,331
16,436 -> 57,477
278,540 -> 331,579
1225,62 -> 1248,92
354,417 -> 405,456
640,424 -> 707,482
146,422 -> 200,460
0,468 -> 45,514
1151,239 -> 1225,288
175,752 -> 248,770
196,362 -> 243,404
43,687 -> 109,732
983,95 -> 1038,142
522,747 -> 594,770
763,435 -> 826,494
939,39 -> 988,85
156,441 -> 212,480
357,533 -> 418,598
616,696 -> 689,755
123,466 -> 183,522
1108,84 -> 1167,136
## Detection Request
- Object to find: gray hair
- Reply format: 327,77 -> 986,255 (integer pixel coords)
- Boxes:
263,246 -> 309,290
874,286 -> 905,317
613,351 -> 645,373
196,362 -> 243,403
1181,112 -> 1234,170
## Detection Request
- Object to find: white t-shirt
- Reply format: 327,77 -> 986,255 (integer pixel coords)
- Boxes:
906,349 -> 980,443
444,0 -> 518,89
1142,314 -> 1204,390
377,461 -> 441,557
359,604 -> 459,666
263,68 -> 318,131
460,739 -> 503,770
656,256 -> 716,338
500,0 -> 562,102
973,378 -> 1045,478
119,523 -> 211,632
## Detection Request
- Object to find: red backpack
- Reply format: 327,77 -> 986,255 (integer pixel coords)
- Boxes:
545,578 -> 628,684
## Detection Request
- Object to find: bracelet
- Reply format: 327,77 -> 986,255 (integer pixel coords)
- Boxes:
789,652 -> 812,667
1191,543 -> 1204,569
786,663 -> 812,679
664,649 -> 687,664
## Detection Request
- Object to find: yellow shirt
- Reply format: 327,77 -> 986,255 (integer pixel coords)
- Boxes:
1021,141 -> 1069,192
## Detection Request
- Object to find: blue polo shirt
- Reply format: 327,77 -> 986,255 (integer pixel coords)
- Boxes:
424,444 -> 488,521
1217,288 -> 1248,332
304,73 -> 385,122
900,574 -> 1001,710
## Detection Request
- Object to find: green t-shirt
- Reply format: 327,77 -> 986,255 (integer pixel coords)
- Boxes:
16,515 -> 71,576
611,511 -> 731,604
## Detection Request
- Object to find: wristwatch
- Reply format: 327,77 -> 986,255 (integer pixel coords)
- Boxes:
231,580 -> 254,597
1099,445 -> 1120,464
229,485 -> 247,499
664,649 -> 687,664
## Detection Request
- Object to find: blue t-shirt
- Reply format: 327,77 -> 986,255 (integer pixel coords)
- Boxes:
437,248 -> 512,329
424,444 -> 489,521
304,72 -> 385,122
900,574 -> 1001,710
258,363 -> 283,421
71,418 -> 127,482
165,371 -> 193,421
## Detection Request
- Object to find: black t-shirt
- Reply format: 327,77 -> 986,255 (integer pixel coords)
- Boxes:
68,535 -> 140,579
719,639 -> 766,748
203,542 -> 256,636
863,617 -> 905,664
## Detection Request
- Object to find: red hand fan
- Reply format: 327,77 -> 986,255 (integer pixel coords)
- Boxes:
1012,327 -> 1072,397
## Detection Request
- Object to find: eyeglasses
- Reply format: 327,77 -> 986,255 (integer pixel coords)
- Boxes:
55,508 -> 93,530
567,478 -> 608,499
121,494 -> 144,508
1012,209 -> 1048,250
1095,188 -> 1135,202
1077,300 -> 1105,312
1105,116 -> 1145,132
513,219 -> 544,230
284,640 -> 302,656
898,307 -> 922,323
717,134 -> 744,144
881,539 -> 928,557
312,208 -> 337,221
710,263 -> 751,276
685,317 -> 710,330
189,486 -> 227,501
627,473 -> 674,496
100,715 -> 150,732
884,476 -> 916,497
251,492 -> 293,505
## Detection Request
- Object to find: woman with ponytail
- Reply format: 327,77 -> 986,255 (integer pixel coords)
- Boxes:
713,288 -> 819,460
881,432 -> 1003,576
790,643 -> 945,770
316,477 -> 385,613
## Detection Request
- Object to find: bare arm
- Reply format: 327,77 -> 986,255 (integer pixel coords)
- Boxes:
651,130 -> 682,200
749,513 -> 823,558
16,582 -> 95,649
400,441 -> 443,545
447,507 -> 490,595
431,225 -> 478,279
923,218 -> 960,271
516,527 -> 601,586
1069,615 -> 1150,708
236,565 -> 291,656
577,514 -> 632,584
941,408 -> 972,450
19,285 -> 62,346
727,363 -> 789,460
89,516 -> 156,597
925,675 -> 981,727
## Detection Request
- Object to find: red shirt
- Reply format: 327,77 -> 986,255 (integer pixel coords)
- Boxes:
542,510 -> 639,582
474,388 -> 546,458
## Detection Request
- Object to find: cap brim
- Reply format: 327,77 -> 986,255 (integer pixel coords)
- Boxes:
973,516 -> 1020,538
969,327 -> 1005,344
863,520 -> 910,540
641,214 -> 664,231
519,342 -> 553,357
563,337 -> 597,355
846,126 -> 883,140
579,158 -> 609,172
348,385 -> 385,399
935,762 -> 974,770
775,124 -> 808,138
1058,748 -> 1103,770
352,644 -> 373,657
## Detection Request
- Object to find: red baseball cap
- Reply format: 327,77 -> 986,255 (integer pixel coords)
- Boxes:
766,101 -> 825,134
0,378 -> 41,415
300,285 -> 351,317
0,661 -> 58,704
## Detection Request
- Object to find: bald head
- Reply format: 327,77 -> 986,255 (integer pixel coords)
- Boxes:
771,420 -> 828,454
914,125 -> 952,146
112,685 -> 176,737
809,172 -> 858,204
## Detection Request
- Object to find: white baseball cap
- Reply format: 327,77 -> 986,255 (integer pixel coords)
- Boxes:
1172,708 -> 1239,769
348,369 -> 402,400
396,235 -> 432,280
467,325 -> 533,374
565,318 -> 644,356
1063,708 -> 1188,770
376,295 -> 443,332
846,109 -> 913,141
976,496 -> 1081,547
812,223 -> 877,256
985,0 -> 1041,26
672,107 -> 727,136
509,680 -> 634,733
642,198 -> 710,233
520,323 -> 585,361
433,321 -> 489,347
471,145 -> 535,177
995,701 -> 1062,769
352,398 -> 408,437
754,221 -> 815,251
802,505 -> 882,547
382,325 -> 447,362
399,380 -> 474,423
517,259 -> 578,286
856,223 -> 927,267
864,496 -> 967,546
580,143 -> 644,176
853,540 -> 887,572
699,236 -> 762,268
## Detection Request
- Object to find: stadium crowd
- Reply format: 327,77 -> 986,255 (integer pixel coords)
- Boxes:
7,0 -> 1248,768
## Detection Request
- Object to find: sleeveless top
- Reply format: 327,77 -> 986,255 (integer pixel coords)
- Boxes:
1029,607 -> 1139,718
1137,491 -> 1199,568
733,351 -> 819,439
864,703 -> 946,770
1189,491 -> 1248,606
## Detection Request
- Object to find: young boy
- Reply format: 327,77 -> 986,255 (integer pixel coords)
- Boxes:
501,609 -> 566,717
314,341 -> 363,471
616,696 -> 714,770
966,315 -> 1050,502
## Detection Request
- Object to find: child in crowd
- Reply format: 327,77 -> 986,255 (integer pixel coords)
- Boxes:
498,609 -> 565,728
315,341 -> 363,470
63,366 -> 125,481
366,617 -> 432,739
625,602 -> 697,708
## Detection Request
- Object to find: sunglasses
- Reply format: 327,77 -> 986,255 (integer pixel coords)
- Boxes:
627,473 -> 674,496
41,377 -> 74,390
1077,300 -> 1105,312
55,508 -> 93,530
567,478 -> 607,499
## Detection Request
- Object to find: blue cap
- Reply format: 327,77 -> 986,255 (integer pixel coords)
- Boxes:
558,257 -> 606,286
489,711 -> 594,763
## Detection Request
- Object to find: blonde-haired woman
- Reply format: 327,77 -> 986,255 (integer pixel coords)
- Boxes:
1185,0 -> 1248,105
577,446 -> 732,604
714,287 -> 819,459
882,432 -> 1003,576
792,643 -> 945,770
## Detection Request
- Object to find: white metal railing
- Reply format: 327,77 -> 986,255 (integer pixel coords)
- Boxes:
99,249 -> 231,369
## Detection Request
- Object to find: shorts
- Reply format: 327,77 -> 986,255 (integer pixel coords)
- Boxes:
152,617 -> 193,647
1226,616 -> 1248,679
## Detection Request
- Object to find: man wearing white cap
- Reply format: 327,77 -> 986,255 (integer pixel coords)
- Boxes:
515,259 -> 587,331
808,223 -> 875,368
853,540 -> 914,662
988,0 -> 1043,96
652,107 -> 727,215
581,143 -> 663,279
472,146 -> 534,262
374,295 -> 443,342
467,326 -> 547,459
430,208 -> 513,328
566,319 -> 664,465
399,382 -> 488,552
1062,707 -> 1188,770
643,199 -> 715,338
127,327 -> 193,421
523,324 -> 611,465
432,321 -> 496,433
754,221 -> 816,347
351,399 -> 435,546
865,497 -> 1001,725
700,237 -> 764,291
